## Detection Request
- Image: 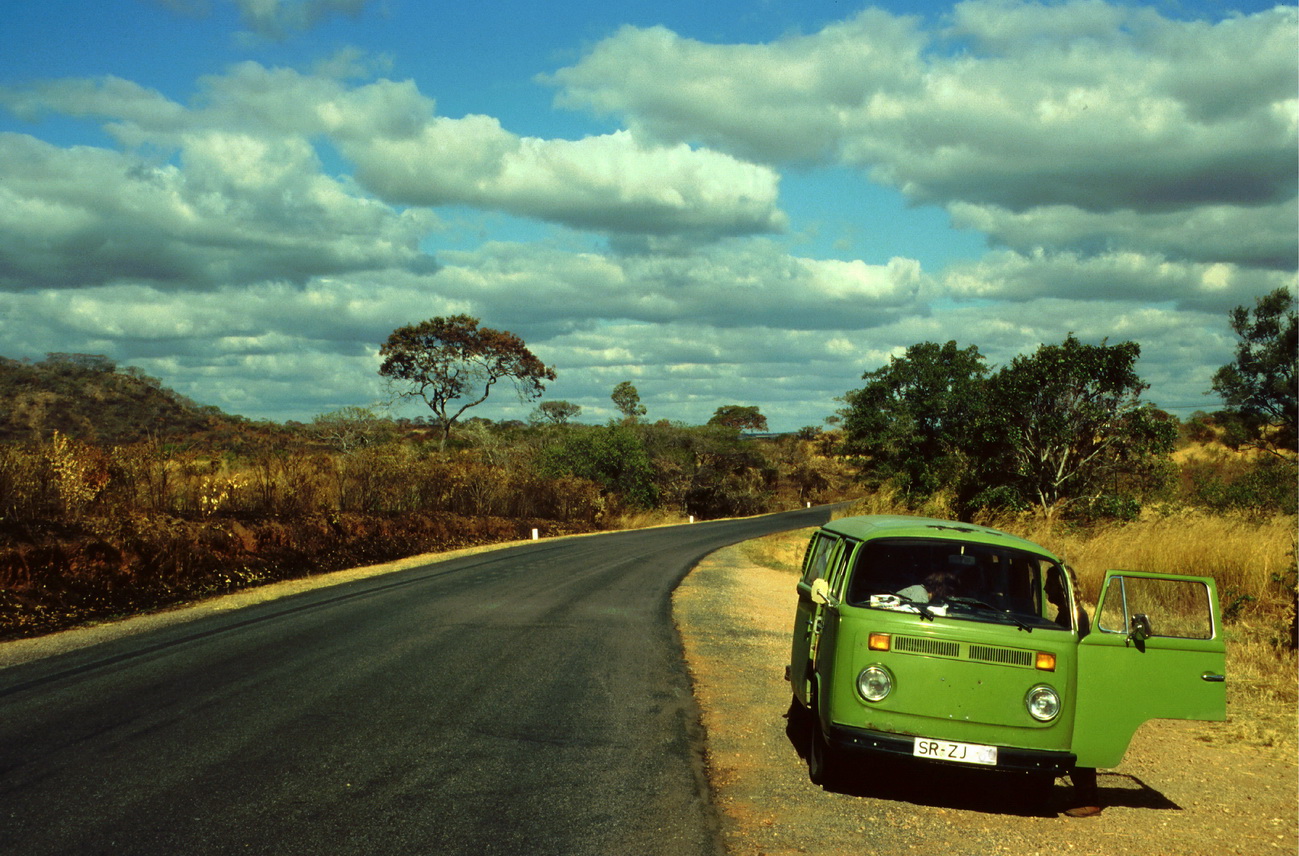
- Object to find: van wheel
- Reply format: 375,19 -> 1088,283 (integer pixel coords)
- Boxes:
807,709 -> 845,789
785,695 -> 811,749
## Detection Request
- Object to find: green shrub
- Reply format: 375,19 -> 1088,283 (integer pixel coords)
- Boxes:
1188,456 -> 1297,513
537,426 -> 658,509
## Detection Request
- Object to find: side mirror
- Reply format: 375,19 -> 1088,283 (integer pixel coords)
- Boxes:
810,578 -> 835,606
1129,613 -> 1153,644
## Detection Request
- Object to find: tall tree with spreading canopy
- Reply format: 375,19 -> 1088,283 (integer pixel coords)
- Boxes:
532,400 -> 582,426
839,340 -> 988,501
1210,288 -> 1297,459
708,405 -> 768,433
983,335 -> 1175,518
378,315 -> 556,450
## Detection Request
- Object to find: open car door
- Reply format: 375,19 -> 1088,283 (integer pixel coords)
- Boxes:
791,533 -> 841,703
1073,571 -> 1226,768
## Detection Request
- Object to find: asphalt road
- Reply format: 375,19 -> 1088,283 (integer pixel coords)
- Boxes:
0,507 -> 830,856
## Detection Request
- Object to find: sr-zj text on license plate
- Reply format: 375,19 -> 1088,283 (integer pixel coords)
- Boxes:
913,738 -> 998,766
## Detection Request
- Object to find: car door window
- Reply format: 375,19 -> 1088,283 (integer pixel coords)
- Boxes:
800,533 -> 839,586
1097,575 -> 1215,639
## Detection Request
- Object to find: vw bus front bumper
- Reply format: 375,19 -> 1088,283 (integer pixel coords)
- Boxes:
827,721 -> 1076,776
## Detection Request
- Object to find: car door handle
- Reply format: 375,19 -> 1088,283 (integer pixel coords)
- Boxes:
1201,672 -> 1225,683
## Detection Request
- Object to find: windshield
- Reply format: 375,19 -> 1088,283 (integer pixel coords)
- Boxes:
845,537 -> 1071,631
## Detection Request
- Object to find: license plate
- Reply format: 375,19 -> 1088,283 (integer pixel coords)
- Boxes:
913,738 -> 998,766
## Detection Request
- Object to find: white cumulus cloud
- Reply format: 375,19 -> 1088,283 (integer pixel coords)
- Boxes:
548,1 -> 1297,269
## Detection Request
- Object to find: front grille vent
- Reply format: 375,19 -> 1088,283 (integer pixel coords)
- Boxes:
968,644 -> 1034,667
893,636 -> 960,658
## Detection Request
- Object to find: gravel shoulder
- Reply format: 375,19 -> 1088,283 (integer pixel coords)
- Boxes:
674,543 -> 1299,856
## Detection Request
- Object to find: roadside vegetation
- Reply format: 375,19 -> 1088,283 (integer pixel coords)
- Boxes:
833,288 -> 1296,651
0,355 -> 853,639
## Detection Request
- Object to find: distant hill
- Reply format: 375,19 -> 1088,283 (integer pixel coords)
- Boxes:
0,353 -> 243,444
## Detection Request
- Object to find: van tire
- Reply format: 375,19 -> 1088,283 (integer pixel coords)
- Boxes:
807,707 -> 846,790
785,695 -> 811,747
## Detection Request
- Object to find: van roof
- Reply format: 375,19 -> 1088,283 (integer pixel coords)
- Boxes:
821,515 -> 1059,560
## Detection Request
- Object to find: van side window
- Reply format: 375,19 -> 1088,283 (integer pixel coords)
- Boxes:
825,539 -> 857,593
800,533 -> 839,586
1097,576 -> 1215,639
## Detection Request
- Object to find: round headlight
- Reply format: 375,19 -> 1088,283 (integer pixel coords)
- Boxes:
857,665 -> 893,702
1025,684 -> 1061,722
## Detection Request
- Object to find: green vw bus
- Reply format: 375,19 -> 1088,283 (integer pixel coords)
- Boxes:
787,515 -> 1226,796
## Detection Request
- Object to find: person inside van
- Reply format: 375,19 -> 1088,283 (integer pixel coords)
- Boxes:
1045,566 -> 1090,635
894,569 -> 958,603
924,569 -> 959,600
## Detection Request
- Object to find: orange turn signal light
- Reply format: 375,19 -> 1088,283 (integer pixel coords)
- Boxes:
869,633 -> 891,652
1035,652 -> 1057,672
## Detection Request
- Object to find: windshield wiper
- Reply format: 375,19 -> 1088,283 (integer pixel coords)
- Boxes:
943,597 -> 1033,632
896,595 -> 937,621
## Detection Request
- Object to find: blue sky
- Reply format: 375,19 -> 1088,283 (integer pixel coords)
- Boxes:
0,0 -> 1294,430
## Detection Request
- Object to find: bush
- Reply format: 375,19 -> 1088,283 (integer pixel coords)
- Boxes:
0,416 -> 858,638
536,426 -> 659,509
1073,493 -> 1143,523
1187,455 -> 1297,514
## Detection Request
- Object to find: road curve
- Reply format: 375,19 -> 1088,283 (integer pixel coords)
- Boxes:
0,507 -> 831,856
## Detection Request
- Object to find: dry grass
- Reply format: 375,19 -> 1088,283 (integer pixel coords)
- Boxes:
1004,511 -> 1295,610
737,529 -> 811,575
605,507 -> 698,530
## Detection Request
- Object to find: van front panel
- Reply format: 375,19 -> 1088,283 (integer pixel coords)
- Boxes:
826,610 -> 1078,754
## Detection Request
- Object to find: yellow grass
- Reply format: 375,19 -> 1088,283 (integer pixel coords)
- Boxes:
1001,511 -> 1296,613
737,529 -> 810,575
605,507 -> 697,530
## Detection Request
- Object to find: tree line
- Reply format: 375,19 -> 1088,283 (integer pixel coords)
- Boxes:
834,288 -> 1296,520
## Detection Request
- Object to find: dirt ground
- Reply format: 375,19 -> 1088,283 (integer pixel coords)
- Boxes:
673,544 -> 1299,856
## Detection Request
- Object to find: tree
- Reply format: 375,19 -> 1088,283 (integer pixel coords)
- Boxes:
532,400 -> 582,426
839,341 -> 988,500
611,381 -> 647,424
378,315 -> 556,451
537,425 -> 658,508
1210,288 -> 1297,459
708,405 -> 768,433
982,335 -> 1175,518
311,406 -> 392,453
